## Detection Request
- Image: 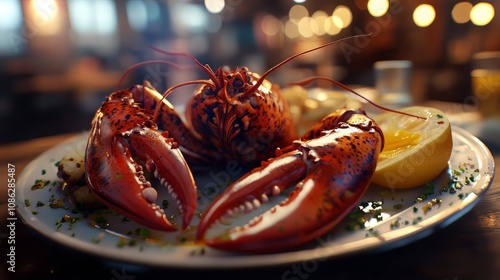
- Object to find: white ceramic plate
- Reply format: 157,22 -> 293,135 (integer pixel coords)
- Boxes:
16,126 -> 494,268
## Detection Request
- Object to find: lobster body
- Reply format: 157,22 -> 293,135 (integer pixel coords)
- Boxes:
186,67 -> 297,165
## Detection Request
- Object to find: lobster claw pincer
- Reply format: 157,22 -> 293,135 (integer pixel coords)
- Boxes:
196,109 -> 383,252
85,90 -> 197,231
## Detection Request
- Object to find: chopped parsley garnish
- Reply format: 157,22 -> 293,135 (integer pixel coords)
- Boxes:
49,197 -> 65,208
31,179 -> 50,190
161,200 -> 169,209
94,216 -> 109,228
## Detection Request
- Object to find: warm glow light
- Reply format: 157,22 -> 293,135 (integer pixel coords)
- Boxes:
452,2 -> 472,24
261,15 -> 281,36
30,0 -> 62,35
331,15 -> 344,28
413,4 -> 436,27
333,5 -> 352,28
470,2 -> 495,26
324,16 -> 341,35
312,10 -> 328,35
289,5 -> 309,24
367,0 -> 389,17
204,0 -> 225,14
298,17 -> 314,38
285,19 -> 299,38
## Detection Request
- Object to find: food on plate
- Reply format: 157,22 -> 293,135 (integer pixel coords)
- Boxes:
56,35 -> 441,252
57,150 -> 103,209
281,85 -> 363,135
56,150 -> 85,185
371,106 -> 453,189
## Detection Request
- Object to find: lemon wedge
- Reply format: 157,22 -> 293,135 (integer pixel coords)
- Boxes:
372,106 -> 453,189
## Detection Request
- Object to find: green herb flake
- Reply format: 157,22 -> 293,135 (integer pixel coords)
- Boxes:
413,207 -> 418,213
134,228 -> 151,239
49,198 -> 65,208
161,200 -> 169,209
24,199 -> 31,207
36,201 -> 45,207
412,217 -> 423,225
91,237 -> 101,244
469,174 -> 476,182
31,210 -> 39,215
116,238 -> 128,248
31,179 -> 50,190
437,114 -> 444,118
41,169 -> 46,175
94,216 -> 109,228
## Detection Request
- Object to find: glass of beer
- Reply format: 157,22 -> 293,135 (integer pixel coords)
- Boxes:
471,52 -> 500,118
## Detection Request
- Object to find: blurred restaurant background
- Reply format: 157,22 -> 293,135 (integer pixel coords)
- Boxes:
0,0 -> 499,144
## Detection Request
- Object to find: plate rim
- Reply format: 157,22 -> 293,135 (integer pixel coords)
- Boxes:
16,125 -> 495,269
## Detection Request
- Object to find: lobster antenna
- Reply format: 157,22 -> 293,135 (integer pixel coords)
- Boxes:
118,60 -> 196,88
152,79 -> 214,122
248,34 -> 372,94
290,76 -> 427,120
148,45 -> 221,88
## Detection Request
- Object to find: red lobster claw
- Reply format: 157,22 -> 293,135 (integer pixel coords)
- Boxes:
196,109 -> 383,252
85,90 -> 197,231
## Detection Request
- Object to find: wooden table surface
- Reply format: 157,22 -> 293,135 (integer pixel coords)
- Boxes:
1,104 -> 499,280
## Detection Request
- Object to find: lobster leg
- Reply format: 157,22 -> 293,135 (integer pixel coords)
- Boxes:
196,109 -> 383,252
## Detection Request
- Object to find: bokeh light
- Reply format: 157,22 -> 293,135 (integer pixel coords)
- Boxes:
332,5 -> 352,28
324,16 -> 341,35
289,5 -> 309,24
367,0 -> 389,17
312,10 -> 328,35
261,15 -> 281,36
298,16 -> 314,38
470,2 -> 495,26
452,2 -> 472,24
285,19 -> 299,39
413,4 -> 436,27
204,0 -> 224,14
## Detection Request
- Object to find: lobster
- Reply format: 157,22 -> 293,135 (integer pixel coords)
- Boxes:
84,35 -> 422,251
